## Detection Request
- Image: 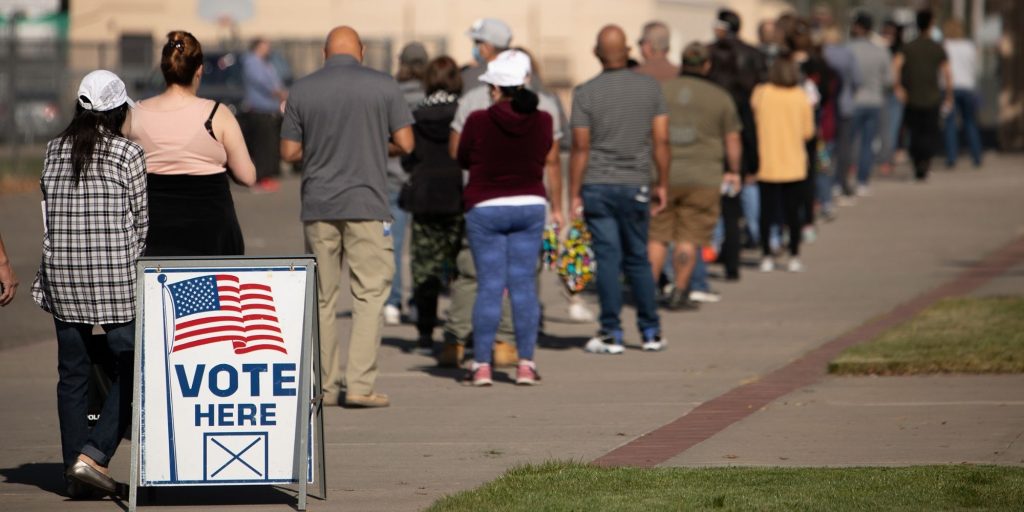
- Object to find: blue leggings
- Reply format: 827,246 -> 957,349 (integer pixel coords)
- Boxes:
465,204 -> 546,364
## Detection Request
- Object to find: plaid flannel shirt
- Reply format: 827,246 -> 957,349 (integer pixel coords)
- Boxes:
31,134 -> 149,325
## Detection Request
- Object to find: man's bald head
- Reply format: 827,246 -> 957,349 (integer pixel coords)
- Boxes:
595,25 -> 629,69
324,26 -> 363,62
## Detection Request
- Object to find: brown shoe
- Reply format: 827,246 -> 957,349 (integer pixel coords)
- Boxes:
344,392 -> 390,408
437,343 -> 464,368
493,339 -> 519,367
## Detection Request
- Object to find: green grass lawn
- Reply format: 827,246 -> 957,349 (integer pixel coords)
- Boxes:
829,297 -> 1024,375
426,462 -> 1024,511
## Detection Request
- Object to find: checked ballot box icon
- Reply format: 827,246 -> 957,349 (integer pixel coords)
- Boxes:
203,432 -> 269,482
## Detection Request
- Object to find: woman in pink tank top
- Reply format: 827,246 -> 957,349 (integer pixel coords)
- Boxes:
126,31 -> 256,256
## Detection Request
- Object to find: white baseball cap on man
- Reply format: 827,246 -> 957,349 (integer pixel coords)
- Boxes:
467,18 -> 513,48
478,50 -> 532,87
77,70 -> 135,112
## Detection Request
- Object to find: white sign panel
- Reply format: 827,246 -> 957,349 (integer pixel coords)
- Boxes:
138,265 -> 313,486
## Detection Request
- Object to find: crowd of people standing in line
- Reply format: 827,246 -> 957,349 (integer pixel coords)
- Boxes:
8,5 -> 986,500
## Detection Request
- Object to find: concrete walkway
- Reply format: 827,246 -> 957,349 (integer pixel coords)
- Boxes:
0,155 -> 1022,511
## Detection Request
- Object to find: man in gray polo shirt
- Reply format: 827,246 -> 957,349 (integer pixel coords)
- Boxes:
281,26 -> 414,408
569,25 -> 670,355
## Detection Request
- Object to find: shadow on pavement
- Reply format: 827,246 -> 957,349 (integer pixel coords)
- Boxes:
136,485 -> 297,506
538,333 -> 589,351
0,462 -> 66,497
409,364 -> 465,384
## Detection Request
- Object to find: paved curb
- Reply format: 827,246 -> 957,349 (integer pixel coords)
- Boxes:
594,235 -> 1024,468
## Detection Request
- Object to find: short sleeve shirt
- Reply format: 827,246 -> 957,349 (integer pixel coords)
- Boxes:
570,69 -> 668,186
901,37 -> 948,109
281,54 -> 414,222
662,75 -> 741,187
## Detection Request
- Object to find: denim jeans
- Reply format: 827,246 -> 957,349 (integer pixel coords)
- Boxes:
879,91 -> 904,164
689,248 -> 709,292
581,184 -> 660,336
740,182 -> 759,244
944,89 -> 983,166
852,106 -> 881,185
55,318 -> 134,469
465,204 -> 546,364
387,190 -> 409,308
833,116 -> 855,196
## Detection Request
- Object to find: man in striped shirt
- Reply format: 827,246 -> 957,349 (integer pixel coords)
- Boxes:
569,25 -> 670,354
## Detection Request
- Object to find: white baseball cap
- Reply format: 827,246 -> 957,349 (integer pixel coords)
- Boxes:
77,70 -> 135,112
467,18 -> 513,48
478,50 -> 532,87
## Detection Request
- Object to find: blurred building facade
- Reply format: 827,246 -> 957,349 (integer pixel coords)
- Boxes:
66,0 -> 792,90
1,0 -> 1022,156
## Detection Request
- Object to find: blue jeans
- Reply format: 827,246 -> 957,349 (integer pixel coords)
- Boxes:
944,89 -> 983,166
55,318 -> 135,469
465,204 -> 546,364
740,181 -> 759,244
880,91 -> 904,164
387,190 -> 409,308
689,248 -> 709,292
581,184 -> 660,336
852,106 -> 881,185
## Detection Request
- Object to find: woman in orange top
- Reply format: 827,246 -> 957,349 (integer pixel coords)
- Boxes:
751,54 -> 815,272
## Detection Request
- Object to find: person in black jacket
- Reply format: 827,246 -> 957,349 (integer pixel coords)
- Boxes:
403,56 -> 464,351
707,8 -> 768,280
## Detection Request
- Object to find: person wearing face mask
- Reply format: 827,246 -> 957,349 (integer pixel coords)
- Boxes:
461,18 -> 512,93
897,9 -> 953,181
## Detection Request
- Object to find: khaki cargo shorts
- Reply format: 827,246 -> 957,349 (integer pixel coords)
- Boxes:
649,185 -> 720,246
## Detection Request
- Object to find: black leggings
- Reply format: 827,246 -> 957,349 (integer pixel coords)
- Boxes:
759,181 -> 803,257
904,106 -> 940,179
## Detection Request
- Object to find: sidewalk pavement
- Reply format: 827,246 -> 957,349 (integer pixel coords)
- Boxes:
1,156 -> 1022,511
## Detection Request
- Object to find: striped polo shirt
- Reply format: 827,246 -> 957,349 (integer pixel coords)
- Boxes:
570,68 -> 668,186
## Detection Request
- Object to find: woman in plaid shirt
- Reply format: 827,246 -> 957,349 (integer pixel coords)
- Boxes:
31,70 -> 147,499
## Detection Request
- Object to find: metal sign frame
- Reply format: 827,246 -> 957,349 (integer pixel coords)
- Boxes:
127,256 -> 326,511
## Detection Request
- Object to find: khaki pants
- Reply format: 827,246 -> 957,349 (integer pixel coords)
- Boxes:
304,220 -> 394,397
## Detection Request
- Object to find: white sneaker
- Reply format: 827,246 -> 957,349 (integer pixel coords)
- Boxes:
759,257 -> 775,272
584,334 -> 624,355
568,302 -> 596,322
856,184 -> 872,197
787,258 -> 804,272
641,335 -> 666,352
383,304 -> 401,325
688,290 -> 721,303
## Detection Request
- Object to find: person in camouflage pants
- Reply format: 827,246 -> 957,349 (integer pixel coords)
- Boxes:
411,215 -> 464,346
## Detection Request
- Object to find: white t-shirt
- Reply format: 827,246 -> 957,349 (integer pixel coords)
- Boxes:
944,39 -> 978,91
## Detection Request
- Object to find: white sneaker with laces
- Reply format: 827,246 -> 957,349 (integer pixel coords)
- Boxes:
383,304 -> 401,325
584,334 -> 624,355
568,302 -> 596,322
688,290 -> 721,303
787,258 -> 804,272
759,257 -> 775,272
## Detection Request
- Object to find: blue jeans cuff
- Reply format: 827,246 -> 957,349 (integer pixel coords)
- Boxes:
80,443 -> 110,467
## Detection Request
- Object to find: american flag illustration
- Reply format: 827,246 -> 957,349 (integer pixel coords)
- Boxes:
166,274 -> 287,354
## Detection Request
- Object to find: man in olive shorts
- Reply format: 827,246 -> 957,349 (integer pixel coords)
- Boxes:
648,42 -> 741,310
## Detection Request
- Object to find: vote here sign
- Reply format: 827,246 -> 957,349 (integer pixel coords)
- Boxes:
136,264 -> 315,486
